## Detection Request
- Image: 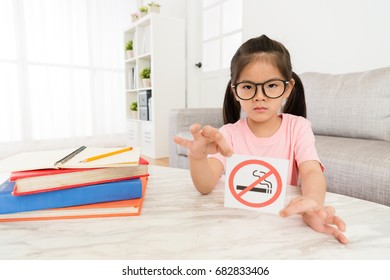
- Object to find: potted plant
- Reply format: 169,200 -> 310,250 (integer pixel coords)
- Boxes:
139,6 -> 148,17
131,12 -> 139,22
148,2 -> 161,13
130,101 -> 138,119
125,40 -> 134,59
140,67 -> 151,88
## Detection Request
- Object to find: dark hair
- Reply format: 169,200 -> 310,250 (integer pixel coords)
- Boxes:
223,35 -> 306,124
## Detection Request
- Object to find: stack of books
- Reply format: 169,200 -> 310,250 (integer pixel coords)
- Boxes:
0,146 -> 149,222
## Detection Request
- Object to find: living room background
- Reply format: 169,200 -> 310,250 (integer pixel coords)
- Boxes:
1,0 -> 389,158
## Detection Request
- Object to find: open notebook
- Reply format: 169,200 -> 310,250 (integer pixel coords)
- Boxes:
0,147 -> 141,172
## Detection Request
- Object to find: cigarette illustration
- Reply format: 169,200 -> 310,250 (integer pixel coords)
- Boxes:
236,170 -> 273,194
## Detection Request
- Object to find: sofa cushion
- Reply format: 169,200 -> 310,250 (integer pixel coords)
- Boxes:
301,67 -> 390,141
315,135 -> 390,206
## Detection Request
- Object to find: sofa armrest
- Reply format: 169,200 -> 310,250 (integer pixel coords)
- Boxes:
169,108 -> 223,168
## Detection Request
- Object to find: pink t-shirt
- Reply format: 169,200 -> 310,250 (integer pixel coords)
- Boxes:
209,113 -> 323,186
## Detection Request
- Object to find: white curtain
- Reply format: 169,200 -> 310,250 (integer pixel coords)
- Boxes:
0,0 -> 137,159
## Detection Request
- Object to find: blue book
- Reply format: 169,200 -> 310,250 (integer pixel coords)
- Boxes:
0,178 -> 142,214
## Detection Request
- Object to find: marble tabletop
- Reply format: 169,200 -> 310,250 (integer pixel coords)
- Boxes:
0,165 -> 389,260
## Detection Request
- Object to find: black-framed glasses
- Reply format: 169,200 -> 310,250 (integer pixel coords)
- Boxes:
231,79 -> 290,100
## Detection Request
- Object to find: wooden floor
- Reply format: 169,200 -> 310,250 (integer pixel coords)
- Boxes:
141,156 -> 169,167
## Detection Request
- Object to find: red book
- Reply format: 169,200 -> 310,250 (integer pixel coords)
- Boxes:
10,158 -> 149,196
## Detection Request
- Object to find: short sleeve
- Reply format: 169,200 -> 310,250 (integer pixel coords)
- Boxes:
294,118 -> 324,170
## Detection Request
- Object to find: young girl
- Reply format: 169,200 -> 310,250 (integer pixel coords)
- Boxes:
174,35 -> 348,244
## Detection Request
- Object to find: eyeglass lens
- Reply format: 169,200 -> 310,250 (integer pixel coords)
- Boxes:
235,80 -> 286,99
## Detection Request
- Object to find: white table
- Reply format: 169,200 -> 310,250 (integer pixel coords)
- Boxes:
0,165 -> 389,259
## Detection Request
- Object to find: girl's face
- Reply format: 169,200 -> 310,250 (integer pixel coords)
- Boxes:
233,59 -> 294,126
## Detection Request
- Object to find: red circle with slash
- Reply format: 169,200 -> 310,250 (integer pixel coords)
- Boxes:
228,159 -> 283,208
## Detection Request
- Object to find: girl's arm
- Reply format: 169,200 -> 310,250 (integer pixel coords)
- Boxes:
300,160 -> 326,206
174,124 -> 232,194
188,157 -> 223,194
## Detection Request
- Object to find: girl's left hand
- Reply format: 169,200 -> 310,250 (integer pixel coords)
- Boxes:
280,196 -> 348,244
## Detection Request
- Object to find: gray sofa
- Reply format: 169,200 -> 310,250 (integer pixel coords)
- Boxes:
169,67 -> 390,206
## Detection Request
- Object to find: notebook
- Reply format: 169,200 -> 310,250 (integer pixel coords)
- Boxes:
0,146 -> 141,172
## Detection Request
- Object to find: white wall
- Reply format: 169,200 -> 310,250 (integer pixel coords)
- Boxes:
161,0 -> 390,108
243,0 -> 390,74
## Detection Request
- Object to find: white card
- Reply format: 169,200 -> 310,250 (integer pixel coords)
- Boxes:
224,154 -> 289,214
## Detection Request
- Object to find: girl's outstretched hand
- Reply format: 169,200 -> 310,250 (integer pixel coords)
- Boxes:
173,123 -> 233,159
280,196 -> 348,244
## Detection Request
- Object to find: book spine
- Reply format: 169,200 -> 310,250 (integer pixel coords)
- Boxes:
0,179 -> 142,214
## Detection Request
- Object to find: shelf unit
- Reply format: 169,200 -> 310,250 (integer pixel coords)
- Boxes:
124,14 -> 185,159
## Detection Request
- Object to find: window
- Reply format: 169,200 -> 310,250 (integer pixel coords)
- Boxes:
202,0 -> 243,72
0,0 -> 135,157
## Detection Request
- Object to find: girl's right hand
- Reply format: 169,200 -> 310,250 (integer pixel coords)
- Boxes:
173,123 -> 233,160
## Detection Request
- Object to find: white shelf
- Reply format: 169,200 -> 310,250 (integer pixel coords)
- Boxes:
124,14 -> 185,159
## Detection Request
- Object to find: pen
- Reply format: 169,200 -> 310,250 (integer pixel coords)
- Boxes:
80,147 -> 133,163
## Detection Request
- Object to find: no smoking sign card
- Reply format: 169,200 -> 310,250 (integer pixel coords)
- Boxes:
225,154 -> 289,214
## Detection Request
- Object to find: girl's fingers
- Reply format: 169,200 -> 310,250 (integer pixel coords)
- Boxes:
328,215 -> 347,233
190,123 -> 204,140
323,224 -> 349,244
201,125 -> 233,157
280,197 -> 317,217
321,206 -> 346,232
281,197 -> 348,244
173,136 -> 192,149
174,124 -> 232,158
323,206 -> 335,217
212,129 -> 233,157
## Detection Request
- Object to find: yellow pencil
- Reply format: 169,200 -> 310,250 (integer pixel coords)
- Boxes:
80,147 -> 133,163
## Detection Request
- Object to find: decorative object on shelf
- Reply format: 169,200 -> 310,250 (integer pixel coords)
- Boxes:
130,101 -> 138,119
125,40 -> 134,59
131,12 -> 139,23
139,6 -> 148,17
140,67 -> 151,88
148,2 -> 161,13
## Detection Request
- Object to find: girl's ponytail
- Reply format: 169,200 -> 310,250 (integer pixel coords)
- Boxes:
283,72 -> 307,118
223,80 -> 241,124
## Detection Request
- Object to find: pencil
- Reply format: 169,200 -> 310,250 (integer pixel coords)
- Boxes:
80,147 -> 133,163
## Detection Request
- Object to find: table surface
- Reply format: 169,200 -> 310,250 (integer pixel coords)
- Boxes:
1,165 -> 389,260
